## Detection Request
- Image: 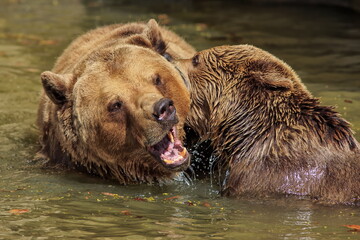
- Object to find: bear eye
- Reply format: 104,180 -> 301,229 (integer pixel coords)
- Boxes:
153,74 -> 162,86
192,54 -> 200,67
108,101 -> 123,112
163,52 -> 173,62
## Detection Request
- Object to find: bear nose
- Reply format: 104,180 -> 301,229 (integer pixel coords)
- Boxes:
153,98 -> 176,122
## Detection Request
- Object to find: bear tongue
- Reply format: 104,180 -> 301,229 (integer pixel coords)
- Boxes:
149,127 -> 189,169
161,128 -> 188,165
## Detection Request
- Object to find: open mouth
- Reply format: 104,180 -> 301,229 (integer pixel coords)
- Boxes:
148,126 -> 189,170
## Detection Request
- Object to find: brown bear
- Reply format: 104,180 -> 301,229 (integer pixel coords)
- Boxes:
36,19 -> 196,184
180,44 -> 360,204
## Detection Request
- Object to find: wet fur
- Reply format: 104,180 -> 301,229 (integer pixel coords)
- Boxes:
37,20 -> 195,184
184,45 -> 360,204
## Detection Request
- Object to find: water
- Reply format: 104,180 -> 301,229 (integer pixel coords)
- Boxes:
1,0 -> 360,239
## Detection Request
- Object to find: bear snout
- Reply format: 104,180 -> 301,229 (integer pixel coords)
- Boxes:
153,98 -> 177,124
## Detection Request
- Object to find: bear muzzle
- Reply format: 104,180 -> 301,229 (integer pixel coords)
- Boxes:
147,126 -> 190,171
153,98 -> 177,123
144,98 -> 190,170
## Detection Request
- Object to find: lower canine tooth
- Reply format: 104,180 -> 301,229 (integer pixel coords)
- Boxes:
179,148 -> 187,158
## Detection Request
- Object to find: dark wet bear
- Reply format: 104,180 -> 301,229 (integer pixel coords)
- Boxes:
181,44 -> 360,204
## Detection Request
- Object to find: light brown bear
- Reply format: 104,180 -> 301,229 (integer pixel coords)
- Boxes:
36,19 -> 196,184
181,45 -> 360,204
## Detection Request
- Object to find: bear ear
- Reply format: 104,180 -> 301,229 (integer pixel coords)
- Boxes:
253,71 -> 293,91
41,71 -> 73,105
126,34 -> 152,49
145,19 -> 167,55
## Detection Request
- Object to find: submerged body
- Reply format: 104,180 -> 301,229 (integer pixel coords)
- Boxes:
37,20 -> 196,183
182,45 -> 360,204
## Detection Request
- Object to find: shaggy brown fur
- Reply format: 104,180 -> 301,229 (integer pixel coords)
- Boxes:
37,20 -> 196,184
181,45 -> 360,204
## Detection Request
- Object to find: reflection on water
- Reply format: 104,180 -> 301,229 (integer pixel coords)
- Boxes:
0,0 -> 360,239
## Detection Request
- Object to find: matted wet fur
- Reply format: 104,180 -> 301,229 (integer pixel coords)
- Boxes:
181,45 -> 360,204
36,19 -> 196,184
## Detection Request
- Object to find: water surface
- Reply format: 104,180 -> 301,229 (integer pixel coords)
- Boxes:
0,1 -> 360,239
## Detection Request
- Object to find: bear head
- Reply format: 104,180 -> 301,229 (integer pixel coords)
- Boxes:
179,44 -> 314,139
40,44 -> 191,183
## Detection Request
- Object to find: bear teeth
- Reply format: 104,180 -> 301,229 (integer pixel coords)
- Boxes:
148,126 -> 188,168
167,131 -> 174,143
163,159 -> 175,164
179,148 -> 187,158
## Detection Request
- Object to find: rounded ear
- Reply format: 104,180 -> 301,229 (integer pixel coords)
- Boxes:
252,71 -> 293,91
145,19 -> 167,55
126,34 -> 152,49
41,71 -> 73,105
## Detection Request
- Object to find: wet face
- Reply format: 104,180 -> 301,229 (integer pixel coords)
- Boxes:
179,45 -> 302,139
177,49 -> 225,135
73,46 -> 191,171
180,45 -> 299,102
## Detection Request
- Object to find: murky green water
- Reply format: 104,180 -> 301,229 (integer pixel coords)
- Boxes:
1,0 -> 360,239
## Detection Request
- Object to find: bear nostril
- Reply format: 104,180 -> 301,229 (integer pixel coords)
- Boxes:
153,98 -> 176,121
